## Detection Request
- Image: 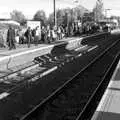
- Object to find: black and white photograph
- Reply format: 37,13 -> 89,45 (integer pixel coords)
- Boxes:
0,0 -> 120,120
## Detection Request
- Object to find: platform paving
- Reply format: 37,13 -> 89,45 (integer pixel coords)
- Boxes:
92,60 -> 120,120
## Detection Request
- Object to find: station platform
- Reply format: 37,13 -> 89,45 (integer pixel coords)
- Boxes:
0,37 -> 83,74
92,60 -> 120,120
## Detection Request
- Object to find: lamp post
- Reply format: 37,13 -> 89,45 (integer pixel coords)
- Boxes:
53,0 -> 57,27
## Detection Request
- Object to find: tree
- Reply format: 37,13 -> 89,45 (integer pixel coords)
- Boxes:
47,5 -> 90,27
10,10 -> 26,25
63,8 -> 72,26
56,9 -> 65,26
47,13 -> 54,27
57,8 -> 72,26
82,12 -> 94,23
93,0 -> 104,21
74,5 -> 89,22
33,10 -> 47,26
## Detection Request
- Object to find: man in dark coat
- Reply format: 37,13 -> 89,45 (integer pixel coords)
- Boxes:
41,26 -> 46,43
25,27 -> 32,48
7,26 -> 16,50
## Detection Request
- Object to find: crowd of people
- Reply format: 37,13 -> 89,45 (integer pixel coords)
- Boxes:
6,22 -> 110,50
7,25 -> 67,50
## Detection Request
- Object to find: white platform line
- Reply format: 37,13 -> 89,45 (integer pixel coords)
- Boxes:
87,45 -> 98,52
0,45 -> 54,62
75,45 -> 88,51
29,66 -> 58,82
0,92 -> 9,100
40,66 -> 58,78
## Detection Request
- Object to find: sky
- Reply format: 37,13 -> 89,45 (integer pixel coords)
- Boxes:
0,0 -> 120,19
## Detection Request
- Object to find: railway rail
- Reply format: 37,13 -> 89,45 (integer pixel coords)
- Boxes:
0,33 -> 119,120
20,35 -> 120,120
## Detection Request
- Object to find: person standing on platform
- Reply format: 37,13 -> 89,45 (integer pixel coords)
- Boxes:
32,28 -> 36,44
7,26 -> 16,50
25,27 -> 32,48
57,26 -> 61,40
51,28 -> 56,42
41,26 -> 46,43
46,25 -> 51,44
35,26 -> 40,45
65,26 -> 68,37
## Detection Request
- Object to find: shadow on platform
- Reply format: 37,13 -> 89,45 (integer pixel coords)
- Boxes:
108,87 -> 120,91
94,111 -> 120,120
113,68 -> 120,81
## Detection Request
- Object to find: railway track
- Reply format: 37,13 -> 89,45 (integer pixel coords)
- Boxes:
0,33 -> 119,120
76,50 -> 120,120
19,35 -> 120,120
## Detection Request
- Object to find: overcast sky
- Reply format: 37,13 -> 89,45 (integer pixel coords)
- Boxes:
0,0 -> 120,19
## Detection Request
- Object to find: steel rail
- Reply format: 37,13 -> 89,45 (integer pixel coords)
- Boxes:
76,52 -> 120,120
20,37 -> 120,120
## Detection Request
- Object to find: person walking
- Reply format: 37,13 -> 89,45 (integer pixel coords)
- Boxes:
7,26 -> 16,50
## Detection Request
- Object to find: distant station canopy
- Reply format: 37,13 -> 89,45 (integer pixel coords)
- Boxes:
0,13 -> 20,26
0,19 -> 20,26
